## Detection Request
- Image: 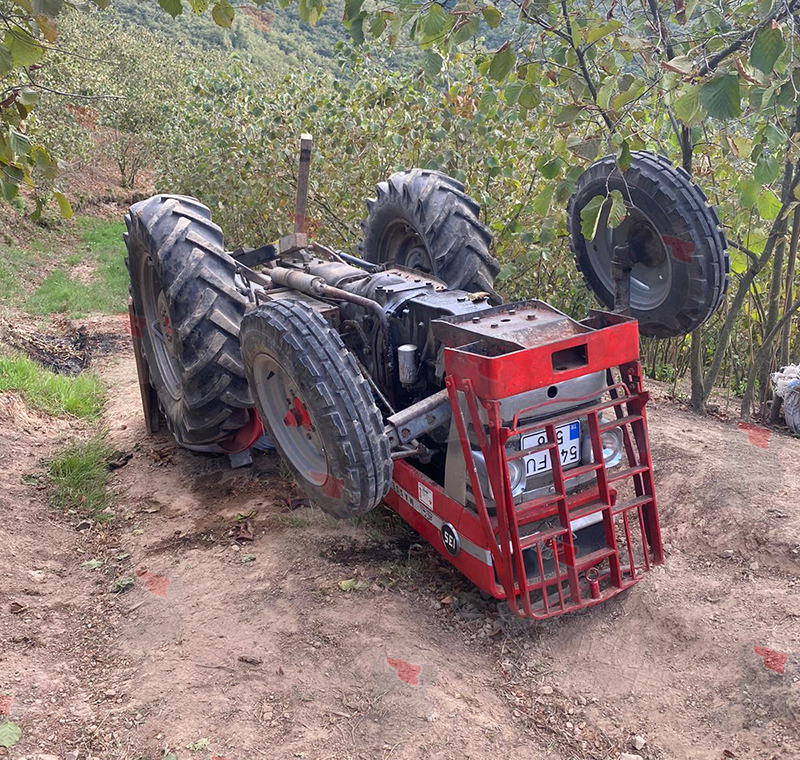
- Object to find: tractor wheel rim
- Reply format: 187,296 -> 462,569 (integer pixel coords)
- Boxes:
586,206 -> 673,311
379,220 -> 434,273
252,352 -> 328,485
141,256 -> 182,399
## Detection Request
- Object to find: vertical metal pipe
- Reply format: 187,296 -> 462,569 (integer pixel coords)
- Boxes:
294,134 -> 313,234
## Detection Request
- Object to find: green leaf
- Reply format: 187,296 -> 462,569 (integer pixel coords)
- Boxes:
5,26 -> 44,67
349,14 -> 365,44
452,15 -> 479,45
673,85 -> 703,125
536,155 -> 562,179
478,89 -> 497,114
32,0 -> 63,18
532,184 -> 554,216
211,0 -> 234,27
554,104 -> 584,125
518,83 -> 539,109
298,0 -> 326,26
54,190 -> 73,219
754,154 -> 780,185
597,77 -> 615,110
343,0 -> 364,23
1,180 -> 19,203
338,578 -> 368,592
617,140 -> 631,172
187,0 -> 209,10
607,189 -> 627,229
612,81 -> 645,111
369,11 -> 387,37
18,87 -> 39,106
82,558 -> 103,569
422,4 -> 448,39
489,44 -> 515,82
700,73 -> 741,120
756,188 -> 781,220
586,19 -> 622,45
9,128 -> 30,157
750,23 -> 785,74
481,5 -> 502,28
739,178 -> 759,208
663,55 -> 694,75
91,0 -> 111,7
503,80 -> 524,105
158,0 -> 182,17
0,44 -> 12,76
420,49 -> 442,77
580,194 -> 605,240
0,720 -> 21,748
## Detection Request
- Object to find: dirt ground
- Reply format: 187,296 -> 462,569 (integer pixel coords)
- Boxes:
2,312 -> 799,760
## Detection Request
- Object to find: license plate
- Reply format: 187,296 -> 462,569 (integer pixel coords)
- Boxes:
521,421 -> 580,476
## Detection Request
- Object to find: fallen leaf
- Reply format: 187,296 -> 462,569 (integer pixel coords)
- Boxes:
236,509 -> 257,523
107,450 -> 133,470
440,595 -> 454,605
9,602 -> 26,615
0,718 -> 21,748
338,578 -> 369,592
236,520 -> 255,541
110,576 -> 135,594
238,655 -> 263,665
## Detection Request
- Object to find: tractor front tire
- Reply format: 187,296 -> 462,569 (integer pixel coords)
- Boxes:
240,300 -> 392,519
125,195 -> 252,447
360,169 -> 499,300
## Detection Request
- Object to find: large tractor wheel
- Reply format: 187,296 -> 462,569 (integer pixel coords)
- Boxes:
568,152 -> 729,338
240,300 -> 392,519
125,195 -> 253,447
360,169 -> 500,300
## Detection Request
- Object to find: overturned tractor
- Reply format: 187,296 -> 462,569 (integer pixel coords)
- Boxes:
124,136 -> 728,619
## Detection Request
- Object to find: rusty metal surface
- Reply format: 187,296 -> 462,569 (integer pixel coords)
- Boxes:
432,299 -> 591,352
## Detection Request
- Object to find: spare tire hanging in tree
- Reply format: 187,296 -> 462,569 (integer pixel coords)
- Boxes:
568,151 -> 729,338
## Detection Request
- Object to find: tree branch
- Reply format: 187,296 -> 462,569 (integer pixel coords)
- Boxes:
696,0 -> 800,77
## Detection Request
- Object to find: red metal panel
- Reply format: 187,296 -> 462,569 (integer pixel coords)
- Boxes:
387,311 -> 663,620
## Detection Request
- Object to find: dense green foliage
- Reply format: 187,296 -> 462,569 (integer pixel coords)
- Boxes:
2,0 -> 800,421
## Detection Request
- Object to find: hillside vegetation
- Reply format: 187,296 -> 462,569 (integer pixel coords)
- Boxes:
2,1 -> 799,425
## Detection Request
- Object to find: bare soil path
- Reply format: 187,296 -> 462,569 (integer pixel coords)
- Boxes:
2,316 -> 799,760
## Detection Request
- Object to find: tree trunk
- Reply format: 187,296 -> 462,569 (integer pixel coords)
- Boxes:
704,158 -> 796,398
769,205 -> 800,421
689,327 -> 705,410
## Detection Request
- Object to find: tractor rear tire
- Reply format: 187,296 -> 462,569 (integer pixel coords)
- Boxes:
360,169 -> 499,300
568,151 -> 729,338
125,195 -> 253,447
240,300 -> 392,519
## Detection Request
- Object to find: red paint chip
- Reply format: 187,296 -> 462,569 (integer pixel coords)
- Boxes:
0,695 -> 12,715
736,421 -> 771,449
753,645 -> 788,674
136,567 -> 170,597
386,657 -> 422,685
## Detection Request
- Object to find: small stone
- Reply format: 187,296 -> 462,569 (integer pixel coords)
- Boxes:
619,754 -> 644,760
537,685 -> 553,695
576,695 -> 587,706
718,550 -> 734,559
750,561 -> 759,571
632,735 -> 646,750
565,721 -> 574,730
